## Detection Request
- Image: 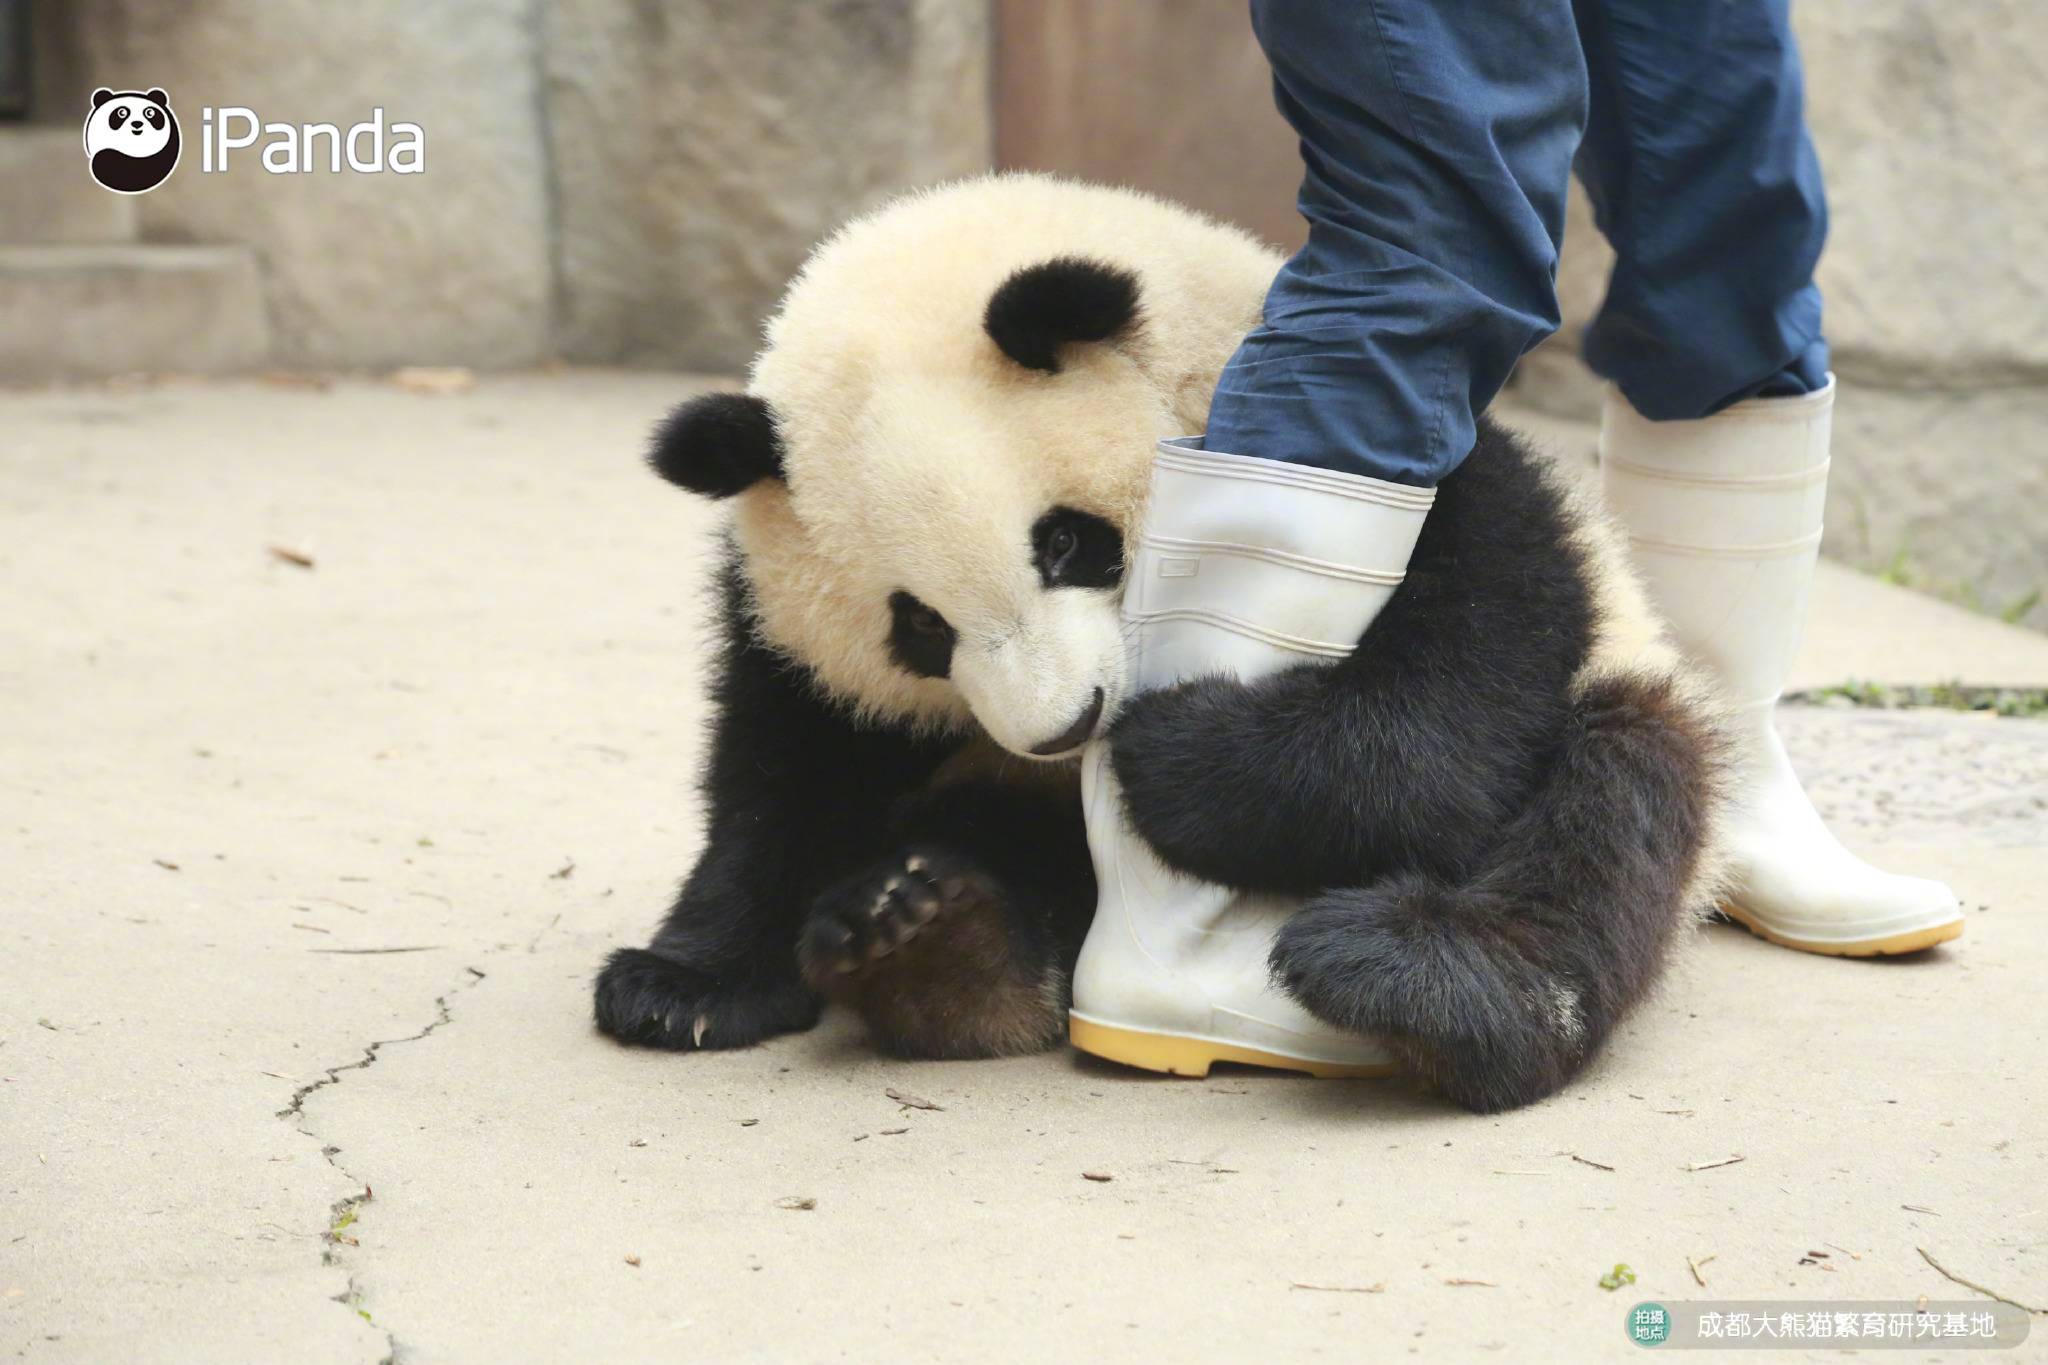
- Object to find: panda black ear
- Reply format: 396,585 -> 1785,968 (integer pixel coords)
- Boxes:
647,392 -> 785,498
144,89 -> 170,108
984,257 -> 1141,374
92,88 -> 114,109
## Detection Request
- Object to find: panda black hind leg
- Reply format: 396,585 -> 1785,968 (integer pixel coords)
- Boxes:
798,770 -> 1095,1059
1272,668 -> 1725,1112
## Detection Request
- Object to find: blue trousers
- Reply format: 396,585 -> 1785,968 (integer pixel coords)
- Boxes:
1207,0 -> 1830,486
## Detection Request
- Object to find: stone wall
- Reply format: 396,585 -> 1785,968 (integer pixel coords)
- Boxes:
56,0 -> 555,369
544,0 -> 991,370
35,0 -> 991,372
1510,0 -> 2048,631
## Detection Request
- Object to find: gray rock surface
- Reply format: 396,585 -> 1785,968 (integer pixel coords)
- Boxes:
0,244 -> 269,380
59,0 -> 555,369
542,0 -> 993,370
0,128 -> 137,244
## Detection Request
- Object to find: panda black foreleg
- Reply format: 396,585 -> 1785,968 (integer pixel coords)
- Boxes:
1270,670 -> 1724,1111
594,559 -> 954,1052
798,776 -> 1095,1059
1107,662 -> 1554,896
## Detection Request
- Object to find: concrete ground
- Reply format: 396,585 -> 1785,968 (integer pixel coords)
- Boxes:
3,372 -> 2044,1363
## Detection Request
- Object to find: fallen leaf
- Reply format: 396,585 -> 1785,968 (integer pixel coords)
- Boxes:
550,858 -> 575,880
738,1119 -> 759,1127
266,545 -> 315,569
774,1196 -> 817,1211
879,1127 -> 908,1136
391,366 -> 475,394
1598,1263 -> 1637,1291
627,1138 -> 647,1148
1082,1171 -> 1114,1183
256,370 -> 333,391
623,1254 -> 641,1268
153,858 -> 181,872
886,1087 -> 943,1111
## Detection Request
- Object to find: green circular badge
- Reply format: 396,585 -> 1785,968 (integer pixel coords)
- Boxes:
1627,1302 -> 1672,1347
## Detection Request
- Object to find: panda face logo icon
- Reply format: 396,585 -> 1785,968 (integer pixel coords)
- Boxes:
85,88 -> 181,194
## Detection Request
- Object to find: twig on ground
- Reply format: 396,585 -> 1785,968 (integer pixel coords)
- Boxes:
1290,1281 -> 1385,1294
1917,1246 -> 2046,1314
1688,1254 -> 1715,1287
266,545 -> 316,569
1684,1154 -> 1745,1171
1569,1153 -> 1616,1172
307,946 -> 443,954
885,1087 -> 943,1111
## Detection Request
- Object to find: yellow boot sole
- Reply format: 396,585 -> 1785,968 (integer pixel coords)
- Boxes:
1720,903 -> 1965,957
1068,1014 -> 1397,1079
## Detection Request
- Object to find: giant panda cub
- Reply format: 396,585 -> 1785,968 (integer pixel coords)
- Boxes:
594,174 -> 1727,1111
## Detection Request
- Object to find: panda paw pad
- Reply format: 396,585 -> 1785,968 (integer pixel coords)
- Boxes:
799,846 -> 993,983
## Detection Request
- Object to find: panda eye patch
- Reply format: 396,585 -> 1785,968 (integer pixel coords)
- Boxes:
145,107 -> 162,127
1032,507 -> 1124,590
110,105 -> 129,125
886,590 -> 956,679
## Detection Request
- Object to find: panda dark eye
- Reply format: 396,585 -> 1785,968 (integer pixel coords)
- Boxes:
1032,507 -> 1124,590
145,108 -> 162,127
886,590 -> 956,679
110,105 -> 129,125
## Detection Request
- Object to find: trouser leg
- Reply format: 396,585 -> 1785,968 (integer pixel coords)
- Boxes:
1205,0 -> 1587,485
1573,0 -> 1829,417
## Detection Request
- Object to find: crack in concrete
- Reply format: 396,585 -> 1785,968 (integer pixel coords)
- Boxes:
277,964 -> 490,1364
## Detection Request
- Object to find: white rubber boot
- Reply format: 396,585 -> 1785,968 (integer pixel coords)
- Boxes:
1069,439 -> 1434,1076
1601,376 -> 1964,956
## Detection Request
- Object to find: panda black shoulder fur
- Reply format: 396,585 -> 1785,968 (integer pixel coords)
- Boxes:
594,174 -> 1728,1112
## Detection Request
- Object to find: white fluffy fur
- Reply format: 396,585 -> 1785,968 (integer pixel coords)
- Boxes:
733,174 -> 1281,748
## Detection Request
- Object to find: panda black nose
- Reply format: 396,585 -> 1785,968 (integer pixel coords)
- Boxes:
1029,687 -> 1106,757
130,121 -> 142,131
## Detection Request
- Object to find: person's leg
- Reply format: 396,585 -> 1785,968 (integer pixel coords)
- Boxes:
1582,0 -> 1963,955
1203,0 -> 1587,486
1070,2 -> 1591,1080
1572,0 -> 1829,416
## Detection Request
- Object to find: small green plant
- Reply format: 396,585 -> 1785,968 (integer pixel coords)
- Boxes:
1599,1263 -> 1638,1291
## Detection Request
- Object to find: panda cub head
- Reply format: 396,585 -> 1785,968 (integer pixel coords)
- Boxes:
650,175 -> 1281,759
84,88 -> 180,194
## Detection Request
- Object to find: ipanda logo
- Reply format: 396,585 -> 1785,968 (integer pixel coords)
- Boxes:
202,106 -> 425,175
84,88 -> 180,194
85,88 -> 424,192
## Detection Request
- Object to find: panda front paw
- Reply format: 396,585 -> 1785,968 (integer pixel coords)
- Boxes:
797,846 -> 996,985
1107,674 -> 1278,877
593,948 -> 819,1051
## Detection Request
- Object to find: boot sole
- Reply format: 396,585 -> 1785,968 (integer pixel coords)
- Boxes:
1720,903 -> 1965,957
1068,1014 -> 1397,1079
